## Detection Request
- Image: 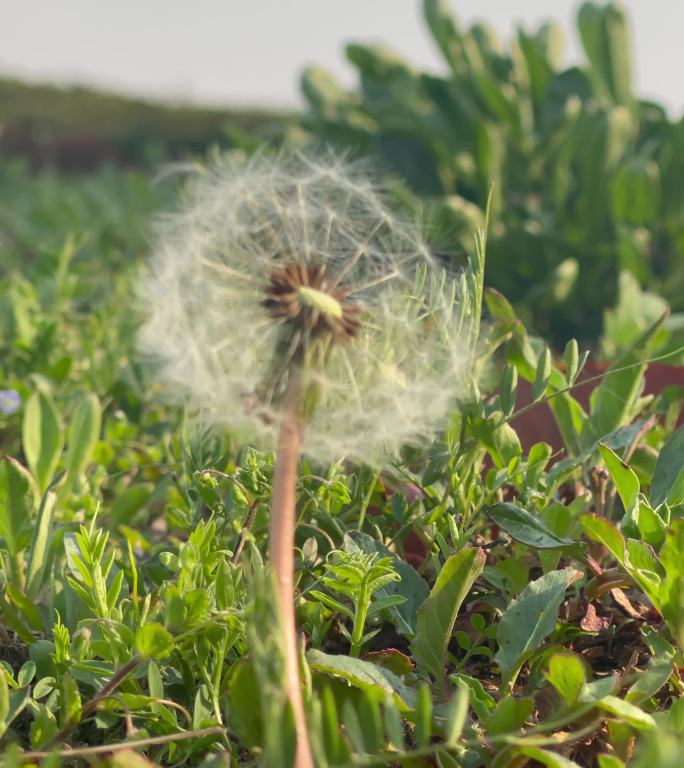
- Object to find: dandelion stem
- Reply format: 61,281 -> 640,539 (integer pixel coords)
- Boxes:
269,366 -> 314,768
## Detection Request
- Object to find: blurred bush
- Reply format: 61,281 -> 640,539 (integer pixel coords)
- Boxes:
301,0 -> 684,348
0,78 -> 294,169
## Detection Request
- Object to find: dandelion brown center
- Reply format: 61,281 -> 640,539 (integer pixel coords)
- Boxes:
262,262 -> 361,343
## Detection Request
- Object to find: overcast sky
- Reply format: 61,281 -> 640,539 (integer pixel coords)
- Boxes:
1,1 -> 681,114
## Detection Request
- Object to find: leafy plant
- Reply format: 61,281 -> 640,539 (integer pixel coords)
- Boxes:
0,151 -> 682,766
310,551 -> 404,657
301,0 -> 684,349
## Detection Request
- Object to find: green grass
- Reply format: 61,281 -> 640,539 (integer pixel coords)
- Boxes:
0,157 -> 682,767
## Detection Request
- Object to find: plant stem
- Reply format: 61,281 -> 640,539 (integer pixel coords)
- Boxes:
23,727 -> 225,760
350,585 -> 370,657
45,654 -> 141,749
270,368 -> 314,768
357,469 -> 380,531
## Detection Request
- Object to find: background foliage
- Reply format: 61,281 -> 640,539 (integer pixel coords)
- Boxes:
301,0 -> 684,348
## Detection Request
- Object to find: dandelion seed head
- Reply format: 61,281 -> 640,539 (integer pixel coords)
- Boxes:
139,150 -> 470,465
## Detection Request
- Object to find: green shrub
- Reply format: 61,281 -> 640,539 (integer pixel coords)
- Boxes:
301,0 -> 684,348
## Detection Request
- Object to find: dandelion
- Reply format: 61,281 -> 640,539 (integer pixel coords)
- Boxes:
139,150 -> 469,464
139,149 -> 475,767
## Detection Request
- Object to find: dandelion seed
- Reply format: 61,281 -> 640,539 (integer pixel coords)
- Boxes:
138,150 -> 468,466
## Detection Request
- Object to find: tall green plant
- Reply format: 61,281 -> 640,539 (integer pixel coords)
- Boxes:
301,1 -> 684,349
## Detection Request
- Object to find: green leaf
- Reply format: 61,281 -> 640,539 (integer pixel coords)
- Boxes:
577,1 -> 633,106
635,500 -> 666,549
449,672 -> 495,722
414,682 -> 432,748
484,695 -> 534,735
658,520 -> 684,647
341,699 -> 366,754
29,701 -> 58,747
598,442 -> 640,518
25,489 -> 57,599
307,649 -> 415,710
0,595 -> 35,645
22,392 -> 64,493
612,158 -> 660,226
107,569 -> 125,613
6,585 -> 42,631
602,272 -> 668,358
526,441 -> 553,487
109,484 -> 153,529
518,746 -> 583,767
444,682 -> 469,746
309,590 -> 354,620
532,347 -> 552,402
597,755 -> 626,768
495,568 -> 580,688
470,417 -> 521,469
344,531 -> 428,636
626,538 -> 659,575
580,515 -> 663,611
411,548 -> 485,683
499,364 -> 518,418
545,652 -> 586,705
548,390 -> 588,457
651,425 -> 684,507
60,672 -> 82,728
6,687 -> 30,732
488,502 -> 576,549
597,695 -> 655,730
423,0 -> 466,72
0,456 -> 38,557
63,393 -> 101,481
563,339 -> 580,384
383,695 -> 404,750
193,684 -> 213,729
625,652 -> 674,704
17,661 -> 36,688
580,674 -> 619,703
318,685 -> 348,764
587,313 -> 666,444
134,624 -> 174,659
227,660 -> 263,749
32,678 -> 55,701
148,661 -> 164,703
358,693 -> 383,754
0,670 -> 9,739
485,288 -> 517,324
579,514 -> 626,565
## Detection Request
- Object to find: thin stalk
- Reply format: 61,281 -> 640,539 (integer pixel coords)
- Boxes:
357,469 -> 380,531
350,585 -> 370,657
45,654 -> 141,749
269,367 -> 314,768
22,727 -> 225,761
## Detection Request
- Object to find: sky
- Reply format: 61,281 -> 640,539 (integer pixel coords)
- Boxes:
1,1 -> 681,115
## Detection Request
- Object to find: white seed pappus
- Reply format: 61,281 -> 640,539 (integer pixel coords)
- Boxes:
138,150 -> 470,465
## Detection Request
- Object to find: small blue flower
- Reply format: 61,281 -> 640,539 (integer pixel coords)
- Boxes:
0,390 -> 21,415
